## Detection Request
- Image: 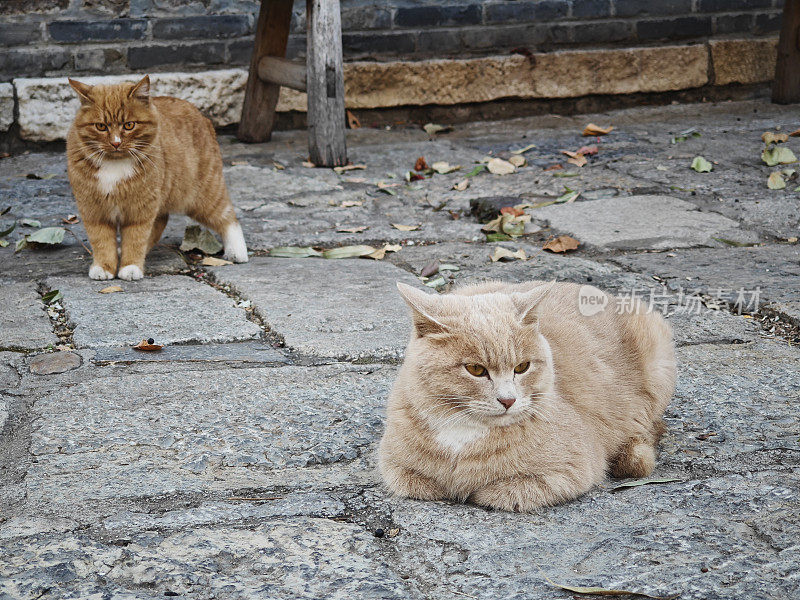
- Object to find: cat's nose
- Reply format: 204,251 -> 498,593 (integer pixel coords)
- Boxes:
110,137 -> 121,149
497,397 -> 516,410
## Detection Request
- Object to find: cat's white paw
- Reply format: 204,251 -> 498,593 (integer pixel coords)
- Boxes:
223,222 -> 249,263
88,264 -> 115,280
118,264 -> 144,281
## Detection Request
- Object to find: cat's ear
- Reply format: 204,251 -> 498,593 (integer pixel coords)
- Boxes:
68,79 -> 94,106
397,282 -> 449,337
129,75 -> 150,103
512,281 -> 555,327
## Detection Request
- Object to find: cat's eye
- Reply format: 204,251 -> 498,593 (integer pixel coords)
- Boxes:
123,121 -> 135,130
514,361 -> 531,374
465,364 -> 488,377
95,123 -> 107,131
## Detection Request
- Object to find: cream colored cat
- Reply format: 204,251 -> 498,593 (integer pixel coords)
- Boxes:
379,280 -> 676,512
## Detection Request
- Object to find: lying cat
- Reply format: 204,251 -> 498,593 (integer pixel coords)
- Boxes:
379,280 -> 676,512
66,75 -> 248,281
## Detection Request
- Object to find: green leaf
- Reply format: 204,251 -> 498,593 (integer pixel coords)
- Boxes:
0,239 -> 8,247
556,189 -> 580,203
762,146 -> 797,167
767,171 -> 786,190
27,227 -> 65,245
690,156 -> 713,173
322,245 -> 377,259
422,123 -> 452,136
268,246 -> 323,258
552,171 -> 580,178
511,143 -> 536,154
611,477 -> 681,492
14,238 -> 27,252
424,275 -> 447,288
465,164 -> 487,178
0,221 -> 15,238
485,232 -> 512,242
179,225 -> 223,255
501,219 -> 525,237
42,289 -> 63,304
19,218 -> 41,228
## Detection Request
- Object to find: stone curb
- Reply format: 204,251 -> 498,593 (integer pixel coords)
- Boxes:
6,38 -> 777,141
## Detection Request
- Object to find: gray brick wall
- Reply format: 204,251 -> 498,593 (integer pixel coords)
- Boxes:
0,0 -> 785,82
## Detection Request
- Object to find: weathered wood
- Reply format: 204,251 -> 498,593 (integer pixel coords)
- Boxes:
773,0 -> 800,103
306,0 -> 347,166
237,0 -> 293,142
258,56 -> 307,92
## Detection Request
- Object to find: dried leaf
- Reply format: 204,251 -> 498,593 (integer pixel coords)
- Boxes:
42,289 -> 62,304
452,179 -> 470,191
201,256 -> 233,266
544,163 -> 564,171
790,128 -> 800,137
582,123 -> 614,136
491,247 -> 527,262
366,243 -> 400,260
690,156 -> 713,173
761,131 -> 788,145
762,146 -> 797,167
133,338 -> 164,352
420,260 -> 440,278
377,181 -> 399,195
577,145 -> 599,155
268,246 -> 323,258
767,171 -> 786,190
543,235 -> 580,253
423,123 -> 452,136
611,477 -> 681,492
414,157 -> 428,171
343,177 -> 366,184
431,161 -> 461,174
346,110 -> 361,129
333,164 -> 367,174
20,218 -> 41,228
392,223 -> 420,231
341,200 -> 364,207
487,158 -> 516,175
62,214 -> 80,224
302,161 -> 315,168
337,225 -> 369,233
542,574 -> 676,599
500,206 -> 525,217
508,155 -> 526,168
27,227 -> 66,245
272,161 -> 285,170
322,245 -> 377,259
567,154 -> 587,167
511,143 -> 536,154
230,160 -> 250,166
180,225 -> 223,255
98,285 -> 123,294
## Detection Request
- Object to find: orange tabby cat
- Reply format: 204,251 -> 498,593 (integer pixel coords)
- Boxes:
379,281 -> 676,512
66,75 -> 248,280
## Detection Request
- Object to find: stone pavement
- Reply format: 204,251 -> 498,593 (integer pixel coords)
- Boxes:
1,99 -> 799,599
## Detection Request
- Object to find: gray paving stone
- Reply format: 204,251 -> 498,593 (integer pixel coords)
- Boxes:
211,257 -> 422,360
27,350 -> 81,375
0,282 -> 59,351
534,195 -> 749,250
91,340 -> 289,365
47,274 -> 261,348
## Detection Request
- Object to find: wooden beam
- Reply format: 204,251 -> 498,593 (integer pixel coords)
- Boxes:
258,56 -> 307,92
306,0 -> 347,167
773,0 -> 800,103
237,0 -> 293,143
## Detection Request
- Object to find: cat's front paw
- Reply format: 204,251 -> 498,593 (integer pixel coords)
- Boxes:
118,264 -> 144,281
88,264 -> 115,280
223,223 -> 249,263
470,478 -> 547,513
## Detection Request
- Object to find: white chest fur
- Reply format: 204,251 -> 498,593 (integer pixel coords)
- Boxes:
435,421 -> 488,454
96,158 -> 136,195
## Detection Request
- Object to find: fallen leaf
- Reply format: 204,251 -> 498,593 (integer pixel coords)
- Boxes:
576,145 -> 599,155
543,235 -> 580,253
20,218 -> 41,228
762,131 -> 788,145
414,157 -> 428,171
582,123 -> 614,136
341,200 -> 364,207
690,156 -> 713,173
346,110 -> 361,129
552,172 -> 579,178
272,161 -> 285,170
230,160 -> 250,166
424,275 -> 447,288
431,161 -> 461,174
337,225 -> 368,233
491,247 -> 527,262
0,221 -> 16,238
511,143 -> 536,154
790,128 -> 800,137
767,171 -> 786,190
423,123 -> 452,136
367,243 -> 401,260
42,289 -> 62,304
333,164 -> 367,174
500,206 -> 525,217
323,245 -> 377,259
98,285 -> 123,294
556,188 -> 580,203
439,263 -> 459,272
566,154 -> 587,167
487,158 -> 516,175
302,161 -> 315,168
542,573 -> 676,599
133,338 -> 164,352
465,164 -> 487,177
377,181 -> 399,195
0,206 -> 10,216
485,232 -> 512,242
452,179 -> 470,191
268,246 -> 323,258
392,223 -> 420,231
762,146 -> 797,166
180,225 -> 223,255
544,163 -> 564,171
27,227 -> 66,245
0,240 -> 8,248
508,155 -> 526,168
201,256 -> 233,266
420,260 -> 440,278
62,214 -> 80,224
788,236 -> 798,243
343,177 -> 366,184
611,477 -> 681,492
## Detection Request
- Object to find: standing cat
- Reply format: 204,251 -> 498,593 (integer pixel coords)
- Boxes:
66,75 -> 248,281
379,280 -> 676,512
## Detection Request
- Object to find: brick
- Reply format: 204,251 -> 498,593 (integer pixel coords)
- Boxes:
395,5 -> 482,28
486,1 -> 569,23
127,42 -> 226,69
152,15 -> 252,40
614,0 -> 692,17
572,20 -> 634,44
754,12 -> 781,34
637,16 -> 713,40
72,49 -> 106,71
715,13 -> 754,35
342,32 -> 416,58
0,22 -> 42,46
0,47 -> 70,79
456,24 -> 551,52
571,0 -> 611,19
711,38 -> 777,85
227,39 -> 254,65
48,19 -> 147,42
340,6 -> 392,30
0,0 -> 67,15
416,29 -> 462,55
698,0 -> 771,11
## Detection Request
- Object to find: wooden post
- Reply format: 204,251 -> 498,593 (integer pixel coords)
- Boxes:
238,0 -> 293,142
773,0 -> 800,104
306,0 -> 347,167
